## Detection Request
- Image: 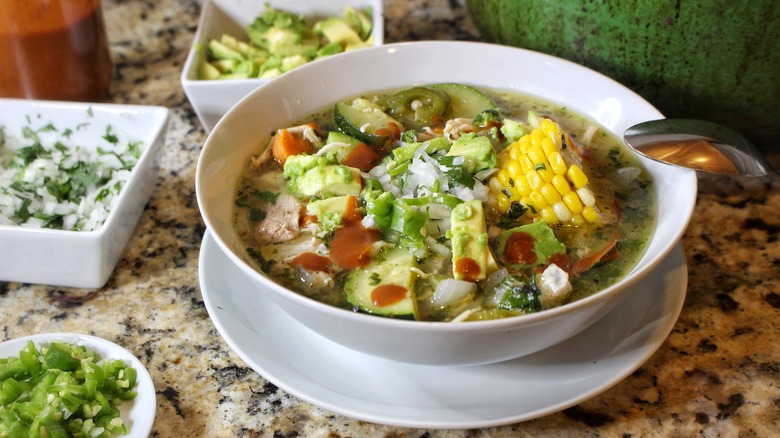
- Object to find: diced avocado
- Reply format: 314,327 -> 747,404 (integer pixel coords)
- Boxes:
315,17 -> 364,47
324,131 -> 362,162
446,132 -> 498,173
198,61 -> 221,80
501,118 -> 526,142
292,165 -> 362,198
317,41 -> 344,58
281,54 -> 308,72
334,98 -> 403,146
344,246 -> 419,319
344,6 -> 373,40
283,154 -> 361,198
208,39 -> 244,61
496,221 -> 566,268
306,195 -> 353,233
219,34 -> 247,54
265,27 -> 303,55
283,154 -> 331,177
447,200 -> 496,282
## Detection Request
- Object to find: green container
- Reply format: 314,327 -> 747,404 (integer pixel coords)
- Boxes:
467,0 -> 780,154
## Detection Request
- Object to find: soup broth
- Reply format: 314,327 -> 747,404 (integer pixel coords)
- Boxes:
233,85 -> 656,322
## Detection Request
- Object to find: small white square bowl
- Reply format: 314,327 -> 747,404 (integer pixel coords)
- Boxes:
0,99 -> 169,288
181,0 -> 384,133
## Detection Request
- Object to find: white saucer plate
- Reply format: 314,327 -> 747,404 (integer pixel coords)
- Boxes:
199,231 -> 687,428
0,332 -> 156,437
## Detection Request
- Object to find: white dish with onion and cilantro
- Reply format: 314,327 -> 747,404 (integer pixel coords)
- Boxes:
0,99 -> 168,288
197,41 -> 696,366
0,333 -> 155,438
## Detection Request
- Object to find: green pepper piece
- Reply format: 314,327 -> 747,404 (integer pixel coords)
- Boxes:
43,341 -> 79,371
379,87 -> 451,129
19,340 -> 41,378
0,378 -> 25,404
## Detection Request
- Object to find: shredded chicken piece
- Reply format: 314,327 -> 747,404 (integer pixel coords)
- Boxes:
443,118 -> 477,141
254,193 -> 303,243
286,123 -> 323,148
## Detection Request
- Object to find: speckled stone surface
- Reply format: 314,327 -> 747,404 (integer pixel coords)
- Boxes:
1,1 -> 778,436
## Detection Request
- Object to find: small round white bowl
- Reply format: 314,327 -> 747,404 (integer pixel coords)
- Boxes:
196,41 -> 697,366
0,333 -> 156,437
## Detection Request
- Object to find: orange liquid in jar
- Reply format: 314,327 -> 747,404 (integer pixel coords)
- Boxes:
0,0 -> 112,101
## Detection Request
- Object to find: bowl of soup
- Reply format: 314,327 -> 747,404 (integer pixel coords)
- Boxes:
196,41 -> 696,366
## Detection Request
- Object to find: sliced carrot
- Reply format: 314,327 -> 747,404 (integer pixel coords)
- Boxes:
271,128 -> 313,165
342,142 -> 382,171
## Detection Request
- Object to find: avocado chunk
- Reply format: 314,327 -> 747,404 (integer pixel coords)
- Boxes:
306,195 -> 355,234
446,132 -> 498,173
323,131 -> 363,162
496,221 -> 566,268
344,246 -> 419,319
283,154 -> 362,198
315,16 -> 364,47
344,6 -> 373,40
447,200 -> 496,282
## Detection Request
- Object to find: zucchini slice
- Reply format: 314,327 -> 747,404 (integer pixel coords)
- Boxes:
344,246 -> 418,319
429,83 -> 497,120
334,98 -> 403,146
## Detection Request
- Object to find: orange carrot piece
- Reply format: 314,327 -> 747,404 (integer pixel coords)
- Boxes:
271,128 -> 312,165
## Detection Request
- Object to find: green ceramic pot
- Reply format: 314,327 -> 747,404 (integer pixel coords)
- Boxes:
467,0 -> 780,154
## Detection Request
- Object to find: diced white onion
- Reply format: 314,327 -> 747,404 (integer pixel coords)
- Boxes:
433,278 -> 477,307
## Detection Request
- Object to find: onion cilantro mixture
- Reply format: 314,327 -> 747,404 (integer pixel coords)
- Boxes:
234,84 -> 656,322
0,110 -> 142,231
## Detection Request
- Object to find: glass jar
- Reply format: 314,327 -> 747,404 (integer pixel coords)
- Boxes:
0,0 -> 112,101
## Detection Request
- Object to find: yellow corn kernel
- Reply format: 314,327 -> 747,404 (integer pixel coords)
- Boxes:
582,205 -> 600,223
488,176 -> 503,194
509,146 -> 522,162
506,160 -> 522,179
529,191 -> 548,211
541,137 -> 558,159
570,213 -> 585,227
519,156 -> 534,173
551,174 -> 571,195
497,192 -> 510,212
576,186 -> 596,206
513,173 -> 532,196
530,128 -> 545,145
497,169 -> 511,187
525,170 -> 543,190
567,164 -> 588,188
537,168 -> 554,183
540,205 -> 559,224
540,183 -> 561,204
552,201 -> 573,222
527,144 -> 547,166
498,150 -> 512,168
563,191 -> 584,214
548,152 -> 567,175
509,187 -> 523,202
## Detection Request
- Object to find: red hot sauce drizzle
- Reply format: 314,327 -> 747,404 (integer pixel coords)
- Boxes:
503,232 -> 537,265
371,284 -> 408,307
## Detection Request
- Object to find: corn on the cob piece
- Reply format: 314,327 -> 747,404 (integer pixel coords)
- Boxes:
490,118 -> 599,225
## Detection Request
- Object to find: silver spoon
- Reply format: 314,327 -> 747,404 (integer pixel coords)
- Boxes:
623,119 -> 778,177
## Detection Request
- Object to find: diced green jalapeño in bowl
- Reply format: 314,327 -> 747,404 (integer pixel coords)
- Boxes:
232,84 -> 657,322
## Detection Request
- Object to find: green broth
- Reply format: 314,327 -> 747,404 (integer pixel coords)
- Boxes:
233,85 -> 656,321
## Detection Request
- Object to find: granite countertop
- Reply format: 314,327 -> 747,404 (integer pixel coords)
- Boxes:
2,0 -> 778,436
